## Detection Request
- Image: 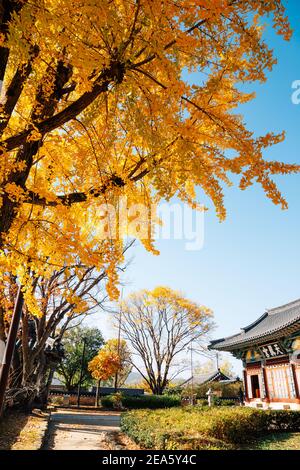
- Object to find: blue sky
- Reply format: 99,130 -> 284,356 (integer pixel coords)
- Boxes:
91,1 -> 300,376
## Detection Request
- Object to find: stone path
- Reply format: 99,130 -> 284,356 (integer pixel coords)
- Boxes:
44,410 -> 121,450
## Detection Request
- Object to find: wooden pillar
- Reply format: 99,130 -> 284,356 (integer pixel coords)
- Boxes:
262,366 -> 269,402
290,364 -> 299,398
243,369 -> 249,401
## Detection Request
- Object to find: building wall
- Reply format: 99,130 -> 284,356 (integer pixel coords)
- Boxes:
246,400 -> 300,411
243,357 -> 300,410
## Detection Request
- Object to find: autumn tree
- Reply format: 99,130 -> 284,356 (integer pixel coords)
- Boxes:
4,267 -> 108,406
0,0 -> 298,309
88,343 -> 122,406
117,286 -> 214,395
99,338 -> 132,390
1,241 -> 132,408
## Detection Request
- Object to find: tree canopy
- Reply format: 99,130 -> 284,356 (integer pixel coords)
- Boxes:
88,340 -> 122,383
0,0 -> 298,308
118,286 -> 213,394
57,326 -> 104,391
99,338 -> 132,388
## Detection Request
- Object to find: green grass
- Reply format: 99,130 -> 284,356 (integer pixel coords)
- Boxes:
246,433 -> 300,450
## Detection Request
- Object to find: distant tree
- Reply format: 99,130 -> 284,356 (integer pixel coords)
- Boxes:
219,359 -> 235,378
100,339 -> 132,389
194,358 -> 236,378
117,287 -> 214,395
57,326 -> 104,392
135,379 -> 153,395
88,343 -> 121,406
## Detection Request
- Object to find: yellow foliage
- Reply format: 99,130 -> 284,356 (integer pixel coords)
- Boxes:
88,348 -> 121,382
0,1 -> 297,313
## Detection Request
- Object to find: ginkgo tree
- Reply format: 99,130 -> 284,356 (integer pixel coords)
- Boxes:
0,0 -> 299,309
101,338 -> 132,389
88,342 -> 122,406
118,286 -> 214,395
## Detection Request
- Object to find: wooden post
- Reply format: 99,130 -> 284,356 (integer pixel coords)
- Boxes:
243,369 -> 249,401
262,366 -> 269,402
290,363 -> 299,398
0,286 -> 24,418
77,337 -> 87,408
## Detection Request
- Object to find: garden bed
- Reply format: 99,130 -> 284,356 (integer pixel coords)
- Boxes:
121,406 -> 300,450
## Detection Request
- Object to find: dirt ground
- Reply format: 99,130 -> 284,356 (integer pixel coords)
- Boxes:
0,410 -> 49,450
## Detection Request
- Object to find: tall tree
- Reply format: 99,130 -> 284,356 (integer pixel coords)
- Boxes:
3,266 -> 107,406
117,286 -> 214,395
0,1 -> 298,307
57,326 -> 104,392
1,241 -> 132,408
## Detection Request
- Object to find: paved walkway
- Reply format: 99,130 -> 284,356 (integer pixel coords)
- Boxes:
44,410 -> 121,450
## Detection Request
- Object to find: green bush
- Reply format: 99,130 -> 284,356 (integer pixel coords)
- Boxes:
101,393 -> 181,410
213,398 -> 237,407
196,399 -> 208,407
121,407 -> 300,450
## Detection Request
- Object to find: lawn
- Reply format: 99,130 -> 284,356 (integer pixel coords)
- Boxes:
121,406 -> 300,450
247,433 -> 300,450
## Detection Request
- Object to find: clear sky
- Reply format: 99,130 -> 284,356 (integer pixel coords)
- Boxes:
89,1 -> 300,376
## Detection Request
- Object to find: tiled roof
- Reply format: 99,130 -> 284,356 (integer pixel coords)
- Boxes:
183,370 -> 231,386
209,299 -> 300,351
194,370 -> 230,384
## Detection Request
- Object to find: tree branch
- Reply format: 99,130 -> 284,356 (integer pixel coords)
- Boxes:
0,59 -> 127,154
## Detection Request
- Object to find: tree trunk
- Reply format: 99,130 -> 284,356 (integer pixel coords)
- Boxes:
95,380 -> 101,407
7,338 -> 63,410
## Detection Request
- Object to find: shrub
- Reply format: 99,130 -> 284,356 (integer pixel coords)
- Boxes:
48,395 -> 65,406
196,399 -> 208,407
101,393 -> 181,410
111,392 -> 124,410
201,407 -> 269,443
213,398 -> 237,407
121,407 -> 300,450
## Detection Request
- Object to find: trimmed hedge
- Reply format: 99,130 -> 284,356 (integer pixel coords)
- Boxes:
121,407 -> 300,450
101,393 -> 181,410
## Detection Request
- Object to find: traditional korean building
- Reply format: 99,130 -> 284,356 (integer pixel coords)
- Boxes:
180,369 -> 233,388
209,299 -> 300,410
193,369 -> 233,385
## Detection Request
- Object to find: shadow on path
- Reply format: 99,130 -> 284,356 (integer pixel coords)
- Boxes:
43,411 -> 121,450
